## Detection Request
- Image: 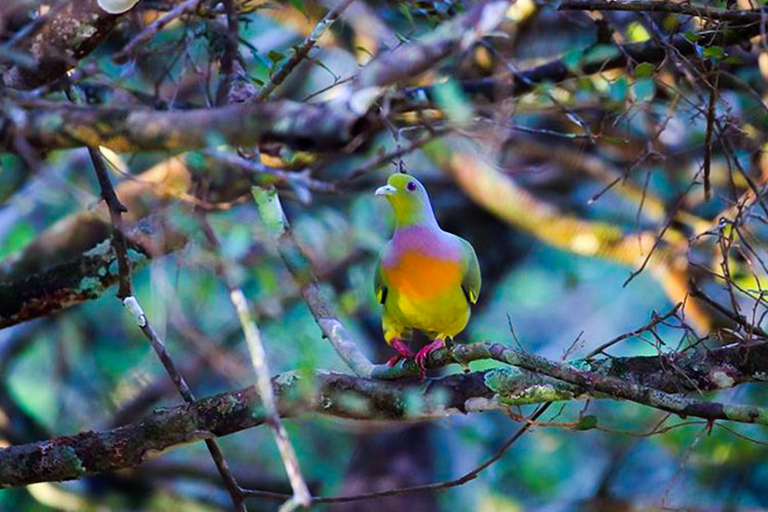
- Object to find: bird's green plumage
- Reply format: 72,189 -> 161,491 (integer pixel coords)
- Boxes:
374,173 -> 481,349
459,238 -> 481,305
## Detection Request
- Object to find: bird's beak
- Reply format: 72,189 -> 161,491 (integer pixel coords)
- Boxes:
375,184 -> 397,196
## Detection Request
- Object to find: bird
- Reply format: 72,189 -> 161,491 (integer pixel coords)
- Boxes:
374,173 -> 481,375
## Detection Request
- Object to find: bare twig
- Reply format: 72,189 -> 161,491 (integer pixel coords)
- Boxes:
86,151 -> 248,512
558,0 -> 764,23
88,147 -> 132,299
113,0 -> 207,64
214,0 -> 239,106
122,298 -> 249,512
251,187 -> 379,377
245,403 -> 552,503
689,282 -> 768,338
702,72 -> 719,201
586,304 -> 682,359
253,0 -> 357,102
196,214 -> 312,508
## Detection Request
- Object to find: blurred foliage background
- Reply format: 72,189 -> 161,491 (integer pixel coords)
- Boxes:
3,0 -> 768,510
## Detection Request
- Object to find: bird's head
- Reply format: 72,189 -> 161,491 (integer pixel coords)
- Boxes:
375,173 -> 437,228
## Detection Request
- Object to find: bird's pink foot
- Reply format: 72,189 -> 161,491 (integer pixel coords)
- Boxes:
387,339 -> 414,366
414,338 -> 445,377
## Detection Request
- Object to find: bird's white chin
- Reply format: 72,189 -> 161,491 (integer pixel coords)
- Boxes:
375,184 -> 397,196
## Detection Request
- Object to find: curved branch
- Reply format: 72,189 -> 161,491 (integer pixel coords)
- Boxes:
2,336 -> 768,488
558,0 -> 764,23
403,17 -> 766,104
3,101 -> 367,153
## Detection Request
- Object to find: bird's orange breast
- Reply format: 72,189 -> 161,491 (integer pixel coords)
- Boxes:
382,250 -> 462,301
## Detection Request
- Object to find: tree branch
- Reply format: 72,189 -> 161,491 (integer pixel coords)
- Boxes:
0,216 -> 184,330
2,101 -> 368,153
3,336 -> 768,488
558,0 -> 765,23
403,17 -> 767,105
2,0 -> 135,90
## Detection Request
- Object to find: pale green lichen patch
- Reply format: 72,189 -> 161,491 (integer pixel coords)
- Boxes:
463,396 -> 503,412
78,276 -> 103,294
710,370 -> 736,389
722,403 -> 768,424
217,395 -> 240,416
274,371 -> 300,388
485,367 -> 579,405
335,392 -> 371,416
84,240 -> 113,258
568,359 -> 593,372
504,383 -> 563,405
484,367 -> 525,395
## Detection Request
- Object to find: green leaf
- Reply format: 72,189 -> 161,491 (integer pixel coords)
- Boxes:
432,79 -> 473,125
252,187 -> 287,236
632,78 -> 656,103
702,45 -> 726,61
608,77 -> 628,103
576,415 -> 598,431
267,50 -> 285,64
0,221 -> 35,259
684,31 -> 699,43
626,22 -> 650,43
563,49 -> 583,73
355,46 -> 374,58
633,62 -> 656,78
398,2 -> 414,24
288,0 -> 307,18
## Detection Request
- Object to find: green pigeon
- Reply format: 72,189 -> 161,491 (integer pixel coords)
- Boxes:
374,173 -> 482,374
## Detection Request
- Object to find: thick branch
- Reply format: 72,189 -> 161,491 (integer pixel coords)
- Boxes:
0,216 -> 184,330
2,101 -> 367,153
3,337 -> 768,487
558,0 -> 764,23
404,18 -> 766,104
354,0 -> 511,89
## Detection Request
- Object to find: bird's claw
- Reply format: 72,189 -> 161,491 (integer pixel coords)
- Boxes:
414,338 -> 445,378
387,339 -> 414,367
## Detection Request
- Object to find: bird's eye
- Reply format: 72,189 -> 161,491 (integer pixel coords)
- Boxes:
406,182 -> 417,192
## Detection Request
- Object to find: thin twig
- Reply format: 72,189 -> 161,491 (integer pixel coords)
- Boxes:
702,72 -> 719,201
113,0 -> 206,64
214,0 -> 239,106
251,187 -> 379,377
253,0 -> 357,101
86,150 -> 248,512
558,0 -> 764,23
585,303 -> 682,358
196,214 -> 312,508
243,403 -> 551,503
88,147 -> 132,299
124,307 -> 249,512
689,282 -> 768,338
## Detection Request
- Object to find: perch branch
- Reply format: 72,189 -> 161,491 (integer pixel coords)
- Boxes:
3,334 -> 768,487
